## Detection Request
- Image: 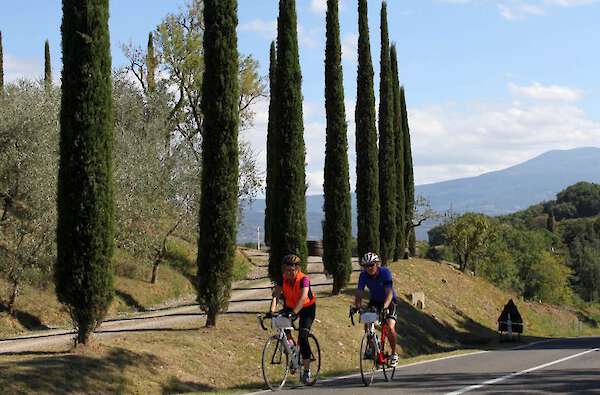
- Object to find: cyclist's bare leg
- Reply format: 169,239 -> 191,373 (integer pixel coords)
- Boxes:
385,317 -> 397,354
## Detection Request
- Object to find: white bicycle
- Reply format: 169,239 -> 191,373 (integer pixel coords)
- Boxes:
257,312 -> 321,391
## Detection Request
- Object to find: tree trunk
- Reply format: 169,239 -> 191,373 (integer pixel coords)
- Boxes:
205,307 -> 217,327
8,280 -> 19,316
150,261 -> 160,284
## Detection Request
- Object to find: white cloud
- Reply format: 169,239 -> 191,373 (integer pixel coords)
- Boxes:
310,0 -> 328,14
4,54 -> 41,82
238,19 -> 277,40
410,93 -> 600,184
341,33 -> 358,65
508,82 -> 583,102
441,0 -> 597,20
498,2 -> 545,20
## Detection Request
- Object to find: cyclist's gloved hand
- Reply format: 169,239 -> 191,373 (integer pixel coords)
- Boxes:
349,306 -> 358,315
265,311 -> 273,319
382,307 -> 390,317
285,311 -> 298,321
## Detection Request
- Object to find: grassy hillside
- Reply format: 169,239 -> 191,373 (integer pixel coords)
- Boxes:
0,237 -> 251,338
1,257 -> 599,394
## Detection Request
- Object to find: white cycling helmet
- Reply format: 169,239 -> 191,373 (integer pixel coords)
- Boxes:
360,252 -> 380,267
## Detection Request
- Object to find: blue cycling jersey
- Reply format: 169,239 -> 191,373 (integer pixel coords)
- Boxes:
357,266 -> 396,303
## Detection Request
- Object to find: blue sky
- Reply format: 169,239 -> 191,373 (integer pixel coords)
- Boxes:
2,0 -> 599,194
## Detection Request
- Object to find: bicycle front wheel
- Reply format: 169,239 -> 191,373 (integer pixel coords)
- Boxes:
359,332 -> 378,386
261,336 -> 289,391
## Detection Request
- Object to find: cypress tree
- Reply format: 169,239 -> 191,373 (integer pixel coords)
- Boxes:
264,41 -> 277,250
146,32 -> 156,93
355,0 -> 380,258
44,40 -> 52,89
390,44 -> 405,261
56,0 -> 115,344
547,212 -> 556,233
0,31 -> 4,94
196,0 -> 240,327
269,0 -> 308,281
378,2 -> 396,265
400,86 -> 416,256
323,0 -> 352,294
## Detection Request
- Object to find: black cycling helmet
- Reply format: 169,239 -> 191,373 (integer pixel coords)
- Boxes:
282,254 -> 302,266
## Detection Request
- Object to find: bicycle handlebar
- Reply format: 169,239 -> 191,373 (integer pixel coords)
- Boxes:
257,312 -> 298,331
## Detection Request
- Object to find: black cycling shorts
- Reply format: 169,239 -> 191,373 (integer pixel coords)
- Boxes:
367,300 -> 398,320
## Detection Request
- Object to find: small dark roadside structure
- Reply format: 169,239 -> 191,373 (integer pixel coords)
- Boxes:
497,299 -> 523,340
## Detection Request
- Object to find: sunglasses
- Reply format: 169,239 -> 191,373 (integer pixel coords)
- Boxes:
361,263 -> 376,268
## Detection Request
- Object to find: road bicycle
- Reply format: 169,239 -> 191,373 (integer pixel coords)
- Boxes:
257,312 -> 321,391
349,306 -> 396,386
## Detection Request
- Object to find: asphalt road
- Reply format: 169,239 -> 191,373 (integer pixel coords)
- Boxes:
250,337 -> 600,394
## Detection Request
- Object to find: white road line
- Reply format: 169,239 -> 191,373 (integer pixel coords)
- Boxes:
446,348 -> 600,395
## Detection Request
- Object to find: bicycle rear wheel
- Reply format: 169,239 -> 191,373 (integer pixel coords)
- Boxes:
261,336 -> 289,391
301,333 -> 321,386
359,332 -> 378,386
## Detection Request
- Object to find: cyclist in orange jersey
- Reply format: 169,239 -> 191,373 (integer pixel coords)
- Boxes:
269,254 -> 316,384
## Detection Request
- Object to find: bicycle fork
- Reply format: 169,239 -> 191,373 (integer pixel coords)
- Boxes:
280,332 -> 300,371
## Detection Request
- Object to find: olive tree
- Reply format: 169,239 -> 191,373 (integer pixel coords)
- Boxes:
0,81 -> 59,314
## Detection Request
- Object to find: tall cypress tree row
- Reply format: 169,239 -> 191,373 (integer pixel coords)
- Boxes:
0,31 -> 4,94
146,32 -> 156,93
196,0 -> 240,327
378,1 -> 396,265
355,0 -> 380,258
269,0 -> 308,281
56,0 -> 115,344
44,40 -> 52,89
264,41 -> 277,252
400,86 -> 416,256
323,0 -> 352,294
390,45 -> 405,261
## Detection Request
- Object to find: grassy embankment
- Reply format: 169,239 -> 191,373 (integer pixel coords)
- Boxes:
1,257 -> 599,394
0,237 -> 251,337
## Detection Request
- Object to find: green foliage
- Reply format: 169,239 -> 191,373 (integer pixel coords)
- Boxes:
0,81 -> 59,309
497,203 -> 545,230
390,45 -> 405,261
146,32 -> 156,93
44,40 -> 52,89
401,87 -> 415,255
268,0 -> 308,281
427,222 -> 449,246
377,2 -> 397,264
0,31 -> 3,93
547,182 -> 600,220
56,0 -> 115,344
264,41 -> 277,248
196,0 -> 240,327
445,213 -> 494,272
354,0 -> 380,258
322,0 -> 352,294
560,217 -> 600,301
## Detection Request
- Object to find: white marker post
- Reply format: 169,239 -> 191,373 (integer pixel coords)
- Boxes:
257,226 -> 261,251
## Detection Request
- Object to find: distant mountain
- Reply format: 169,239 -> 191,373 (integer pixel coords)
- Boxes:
238,147 -> 600,243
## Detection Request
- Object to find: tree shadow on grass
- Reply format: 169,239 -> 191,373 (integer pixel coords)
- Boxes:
394,298 -> 497,357
0,303 -> 50,331
0,347 -> 160,394
115,290 -> 147,312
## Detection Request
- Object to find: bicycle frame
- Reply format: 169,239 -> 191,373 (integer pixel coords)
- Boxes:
364,315 -> 389,366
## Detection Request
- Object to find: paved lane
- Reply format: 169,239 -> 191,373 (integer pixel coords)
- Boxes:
249,337 -> 600,394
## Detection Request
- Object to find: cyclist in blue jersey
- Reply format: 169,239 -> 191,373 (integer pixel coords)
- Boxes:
354,252 -> 399,367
